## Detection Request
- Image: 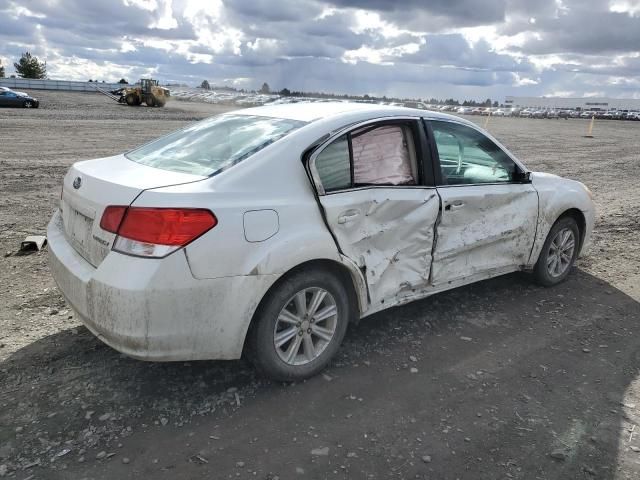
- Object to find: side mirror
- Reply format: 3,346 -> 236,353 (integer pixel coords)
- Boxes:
513,170 -> 532,183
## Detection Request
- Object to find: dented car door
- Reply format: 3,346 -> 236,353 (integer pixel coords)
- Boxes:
309,120 -> 440,307
427,120 -> 538,286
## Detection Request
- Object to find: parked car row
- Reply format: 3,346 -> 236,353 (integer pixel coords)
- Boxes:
0,86 -> 40,108
166,91 -> 640,122
420,103 -> 640,120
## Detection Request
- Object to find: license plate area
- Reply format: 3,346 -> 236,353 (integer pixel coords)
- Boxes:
69,209 -> 93,248
62,200 -> 95,260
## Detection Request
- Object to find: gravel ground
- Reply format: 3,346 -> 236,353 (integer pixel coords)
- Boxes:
0,91 -> 639,480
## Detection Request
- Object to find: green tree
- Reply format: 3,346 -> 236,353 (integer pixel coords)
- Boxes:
279,87 -> 291,96
14,52 -> 47,79
0,60 -> 5,78
200,79 -> 210,90
260,82 -> 270,94
118,78 -> 128,84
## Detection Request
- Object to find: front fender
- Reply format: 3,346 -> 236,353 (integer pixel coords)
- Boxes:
528,172 -> 595,266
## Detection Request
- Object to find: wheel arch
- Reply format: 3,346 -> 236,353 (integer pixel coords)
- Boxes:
528,173 -> 594,267
557,208 -> 586,254
242,257 -> 365,356
529,206 -> 587,268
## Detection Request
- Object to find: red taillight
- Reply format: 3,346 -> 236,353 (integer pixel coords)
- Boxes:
100,206 -> 217,246
119,208 -> 217,246
100,206 -> 128,233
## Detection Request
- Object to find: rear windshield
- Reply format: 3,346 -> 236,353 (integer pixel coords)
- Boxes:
125,114 -> 306,176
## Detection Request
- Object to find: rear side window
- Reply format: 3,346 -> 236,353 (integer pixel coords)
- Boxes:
315,135 -> 351,191
351,125 -> 415,186
126,114 -> 306,176
313,122 -> 418,193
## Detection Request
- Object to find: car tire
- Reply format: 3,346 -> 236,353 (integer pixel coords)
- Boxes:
23,100 -> 33,108
247,267 -> 351,382
533,216 -> 580,287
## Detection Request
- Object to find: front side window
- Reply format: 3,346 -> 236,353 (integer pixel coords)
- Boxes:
430,121 -> 517,185
313,123 -> 418,192
126,114 -> 306,176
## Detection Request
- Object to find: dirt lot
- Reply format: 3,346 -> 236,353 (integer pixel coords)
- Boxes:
1,90 -> 639,480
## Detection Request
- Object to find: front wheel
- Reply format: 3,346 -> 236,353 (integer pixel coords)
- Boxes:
125,94 -> 138,106
23,100 -> 33,108
533,216 -> 580,286
247,268 -> 351,381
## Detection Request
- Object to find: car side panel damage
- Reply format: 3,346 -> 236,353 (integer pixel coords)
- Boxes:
430,185 -> 539,285
319,188 -> 440,307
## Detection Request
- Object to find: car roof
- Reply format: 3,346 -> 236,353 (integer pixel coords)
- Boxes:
234,101 -> 472,125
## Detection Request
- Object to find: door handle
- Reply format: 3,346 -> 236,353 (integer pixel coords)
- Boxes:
444,201 -> 465,211
337,209 -> 360,224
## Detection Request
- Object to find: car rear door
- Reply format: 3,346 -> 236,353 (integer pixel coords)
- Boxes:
308,118 -> 440,308
425,119 -> 538,286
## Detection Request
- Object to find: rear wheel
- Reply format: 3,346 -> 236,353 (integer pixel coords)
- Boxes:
247,267 -> 351,381
146,96 -> 156,107
533,216 -> 580,286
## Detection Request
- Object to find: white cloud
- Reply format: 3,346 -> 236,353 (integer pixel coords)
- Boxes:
6,4 -> 46,19
343,42 -> 423,65
609,0 -> 640,16
513,74 -> 539,86
122,0 -> 157,12
0,0 -> 638,100
149,0 -> 178,29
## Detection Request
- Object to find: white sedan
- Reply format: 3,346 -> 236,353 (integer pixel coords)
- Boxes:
48,102 -> 595,381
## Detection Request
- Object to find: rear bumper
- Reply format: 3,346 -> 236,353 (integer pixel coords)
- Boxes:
47,210 -> 278,361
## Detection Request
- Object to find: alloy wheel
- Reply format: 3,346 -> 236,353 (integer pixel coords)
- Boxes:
546,227 -> 576,277
273,287 -> 338,366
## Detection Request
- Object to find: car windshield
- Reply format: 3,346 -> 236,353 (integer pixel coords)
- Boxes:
126,114 -> 306,176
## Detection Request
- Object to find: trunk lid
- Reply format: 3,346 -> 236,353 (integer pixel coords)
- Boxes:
60,154 -> 205,267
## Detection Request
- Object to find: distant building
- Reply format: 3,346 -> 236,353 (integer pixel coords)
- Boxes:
504,96 -> 640,111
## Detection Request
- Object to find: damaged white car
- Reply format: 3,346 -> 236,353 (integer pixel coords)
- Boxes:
48,103 -> 595,381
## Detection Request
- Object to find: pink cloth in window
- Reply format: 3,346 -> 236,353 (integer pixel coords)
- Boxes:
352,125 -> 415,185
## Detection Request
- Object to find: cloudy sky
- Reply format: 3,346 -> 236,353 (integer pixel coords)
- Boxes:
1,0 -> 639,100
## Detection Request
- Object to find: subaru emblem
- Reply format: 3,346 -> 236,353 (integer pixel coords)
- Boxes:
72,177 -> 82,189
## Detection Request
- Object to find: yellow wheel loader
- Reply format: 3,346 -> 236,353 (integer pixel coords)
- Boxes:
100,79 -> 170,107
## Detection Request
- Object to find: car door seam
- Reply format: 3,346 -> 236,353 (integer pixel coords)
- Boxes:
525,185 -> 542,267
427,191 -> 444,286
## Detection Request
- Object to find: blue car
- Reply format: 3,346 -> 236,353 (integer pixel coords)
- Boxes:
0,87 -> 39,108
